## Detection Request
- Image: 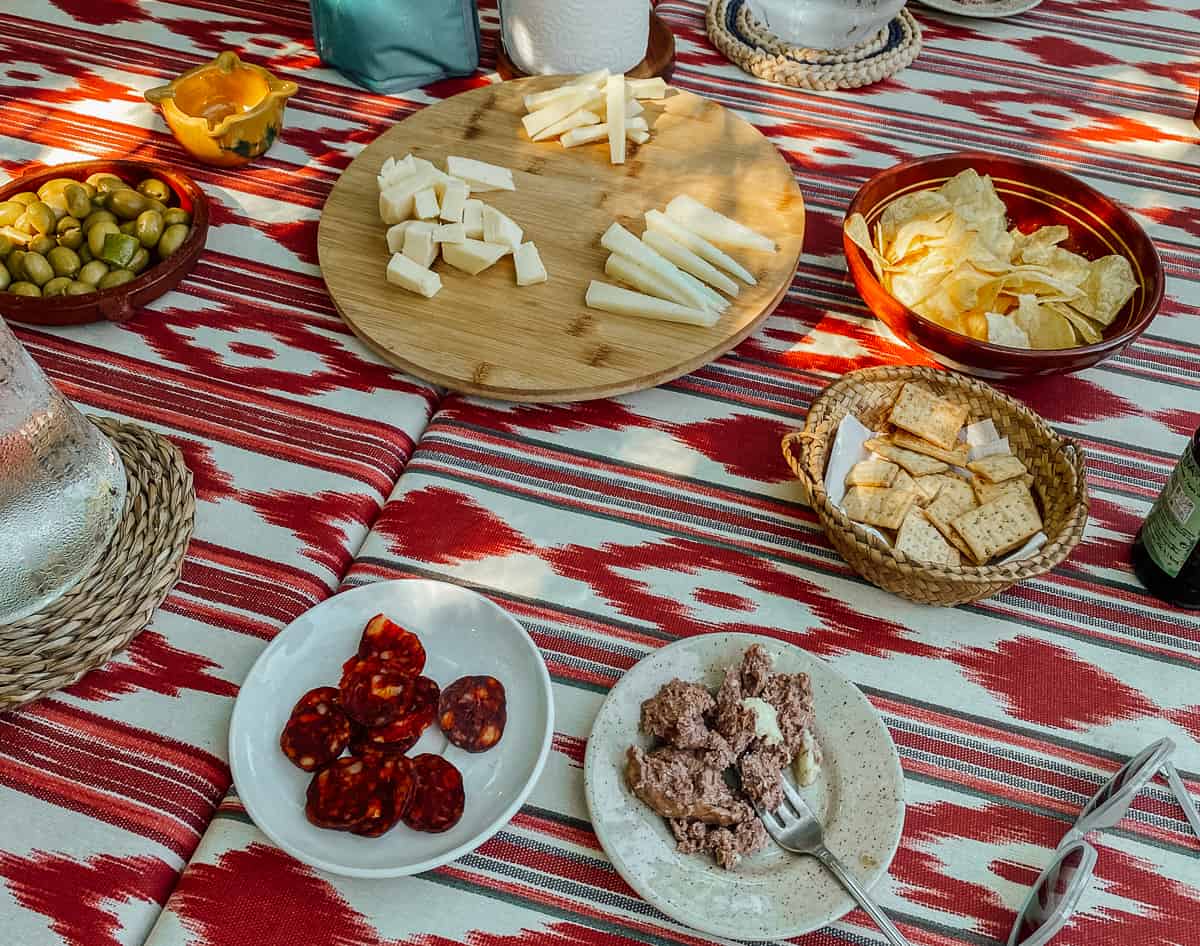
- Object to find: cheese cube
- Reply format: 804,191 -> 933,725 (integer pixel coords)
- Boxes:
386,252 -> 441,298
433,223 -> 466,244
628,77 -> 669,100
482,205 -> 523,251
413,187 -> 440,221
606,74 -> 626,165
437,178 -> 468,223
402,226 -> 438,268
385,220 -> 426,254
514,242 -> 547,286
446,156 -> 515,192
377,153 -> 417,191
441,238 -> 509,275
379,170 -> 435,223
462,199 -> 485,239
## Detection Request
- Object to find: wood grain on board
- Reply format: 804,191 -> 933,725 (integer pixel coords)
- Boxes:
318,77 -> 805,402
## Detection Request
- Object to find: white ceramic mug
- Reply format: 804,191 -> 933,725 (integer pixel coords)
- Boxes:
501,0 -> 650,75
749,0 -> 905,50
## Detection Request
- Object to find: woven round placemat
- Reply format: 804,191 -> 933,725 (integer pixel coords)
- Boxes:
0,417 -> 194,711
707,0 -> 922,90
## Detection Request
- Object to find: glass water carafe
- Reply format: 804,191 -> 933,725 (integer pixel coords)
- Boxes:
0,319 -> 127,624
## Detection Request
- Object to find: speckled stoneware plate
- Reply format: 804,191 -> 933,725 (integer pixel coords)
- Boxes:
584,633 -> 904,940
912,0 -> 1043,18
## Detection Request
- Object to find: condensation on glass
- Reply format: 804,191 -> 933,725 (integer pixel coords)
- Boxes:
0,318 -> 127,624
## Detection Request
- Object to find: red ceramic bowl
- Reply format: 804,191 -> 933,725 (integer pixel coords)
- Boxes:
843,151 -> 1164,380
0,159 -> 208,326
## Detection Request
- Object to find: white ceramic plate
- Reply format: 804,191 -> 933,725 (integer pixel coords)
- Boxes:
913,0 -> 1043,18
584,633 -> 904,940
230,579 -> 554,878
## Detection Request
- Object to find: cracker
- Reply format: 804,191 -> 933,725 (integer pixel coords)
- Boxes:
925,478 -> 978,550
842,486 -> 918,530
887,383 -> 969,450
972,474 -> 1033,505
845,459 -> 899,488
865,439 -> 949,477
894,508 -> 961,567
887,429 -> 971,467
893,468 -> 918,500
951,487 -> 1043,563
967,453 -> 1027,483
912,473 -> 952,505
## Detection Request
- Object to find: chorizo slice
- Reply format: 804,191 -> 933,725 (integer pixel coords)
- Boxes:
402,754 -> 465,833
439,675 -> 507,753
280,686 -> 352,771
357,613 -> 426,677
350,756 -> 415,837
339,657 -> 414,727
305,755 -> 391,831
349,676 -> 440,756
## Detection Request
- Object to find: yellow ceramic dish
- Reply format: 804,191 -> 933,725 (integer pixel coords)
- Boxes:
145,51 -> 298,167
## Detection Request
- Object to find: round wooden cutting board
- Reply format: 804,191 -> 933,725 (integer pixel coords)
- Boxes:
318,78 -> 805,402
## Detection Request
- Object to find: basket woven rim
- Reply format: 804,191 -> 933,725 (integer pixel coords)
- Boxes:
0,417 -> 195,710
786,366 -> 1089,582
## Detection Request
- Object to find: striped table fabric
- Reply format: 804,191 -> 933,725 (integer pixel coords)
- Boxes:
4,1 -> 1200,945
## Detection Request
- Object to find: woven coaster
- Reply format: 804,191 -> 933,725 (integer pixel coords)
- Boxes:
0,417 -> 195,711
707,0 -> 922,91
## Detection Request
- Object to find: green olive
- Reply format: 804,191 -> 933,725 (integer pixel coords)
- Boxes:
0,260 -> 9,291
65,280 -> 95,296
8,280 -> 41,296
127,246 -> 150,274
94,175 -> 129,195
9,191 -> 38,206
91,195 -> 108,212
86,172 -> 123,189
7,249 -> 26,280
97,268 -> 134,290
134,210 -> 163,248
137,178 -> 171,202
143,197 -> 168,216
12,211 -> 31,234
82,209 -> 117,233
78,260 -> 109,286
64,184 -> 92,219
27,234 -> 56,256
157,223 -> 190,259
0,234 -> 12,259
87,220 -> 120,256
77,181 -> 96,200
107,189 -> 147,220
56,214 -> 81,235
37,178 -> 79,201
21,252 -> 53,287
24,201 -> 55,234
0,201 -> 24,227
41,276 -> 72,297
46,245 -> 81,278
58,227 -> 84,251
119,220 -> 137,236
77,244 -> 93,263
42,189 -> 70,217
162,207 -> 192,228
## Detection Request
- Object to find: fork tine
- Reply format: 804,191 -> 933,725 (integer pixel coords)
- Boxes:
778,776 -> 812,819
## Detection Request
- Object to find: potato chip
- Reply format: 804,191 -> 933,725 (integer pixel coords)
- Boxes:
985,312 -> 1031,348
845,459 -> 899,488
895,508 -> 961,567
1013,295 -> 1076,350
888,383 -> 968,450
845,213 -> 889,278
1048,302 -> 1104,344
1080,254 -> 1137,327
887,429 -> 971,466
967,453 -> 1027,483
842,486 -> 918,530
879,191 -> 952,247
951,487 -> 1042,563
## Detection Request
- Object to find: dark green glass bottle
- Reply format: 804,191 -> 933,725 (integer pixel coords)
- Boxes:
1132,427 -> 1200,609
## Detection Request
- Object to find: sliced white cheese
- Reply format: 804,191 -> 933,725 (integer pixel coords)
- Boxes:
677,268 -> 729,312
600,222 -> 710,310
559,118 -> 648,148
437,178 -> 468,223
740,698 -> 784,746
433,222 -> 466,244
441,238 -> 509,275
531,108 -> 601,142
605,74 -> 626,165
585,280 -> 717,327
482,205 -> 523,251
411,156 -> 453,186
514,242 -> 547,286
386,252 -> 441,298
462,199 -> 485,239
644,209 -> 757,285
522,89 -> 600,139
627,76 -> 669,100
604,253 -> 690,306
386,220 -> 433,254
665,195 -> 776,253
402,226 -> 438,268
378,169 -> 437,223
986,312 -> 1031,348
628,129 -> 650,145
413,186 -> 440,221
446,156 -> 515,192
642,230 -> 740,296
523,68 -> 609,111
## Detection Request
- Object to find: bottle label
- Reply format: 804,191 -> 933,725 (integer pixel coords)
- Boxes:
1144,443 -> 1200,578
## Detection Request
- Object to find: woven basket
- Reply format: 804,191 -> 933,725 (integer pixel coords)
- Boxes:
782,366 -> 1089,606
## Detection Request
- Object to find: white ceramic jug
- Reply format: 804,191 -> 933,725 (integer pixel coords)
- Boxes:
749,0 -> 905,50
0,318 -> 126,624
501,0 -> 650,75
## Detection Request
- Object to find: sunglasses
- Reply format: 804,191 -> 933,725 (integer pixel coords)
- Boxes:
1008,737 -> 1200,946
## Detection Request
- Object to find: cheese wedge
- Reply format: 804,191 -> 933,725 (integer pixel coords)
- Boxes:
559,117 -> 649,148
386,252 -> 441,298
586,280 -> 717,327
441,238 -> 509,275
665,195 -> 776,253
523,89 -> 601,139
514,242 -> 547,286
600,222 -> 710,310
606,74 -> 626,165
446,156 -> 515,192
627,77 -> 669,99
532,108 -> 601,142
413,186 -> 440,221
437,178 -> 468,223
642,230 -> 740,296
523,69 -> 609,111
482,205 -> 522,251
402,226 -> 438,268
433,222 -> 466,244
644,209 -> 757,285
462,199 -> 485,239
605,253 -> 690,306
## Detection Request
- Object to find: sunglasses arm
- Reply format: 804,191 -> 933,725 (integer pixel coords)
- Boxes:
1163,762 -> 1200,842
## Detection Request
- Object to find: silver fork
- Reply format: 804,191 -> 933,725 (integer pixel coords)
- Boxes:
758,777 -> 911,946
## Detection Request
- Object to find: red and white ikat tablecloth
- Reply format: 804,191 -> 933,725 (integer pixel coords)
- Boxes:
2,1 -> 1200,945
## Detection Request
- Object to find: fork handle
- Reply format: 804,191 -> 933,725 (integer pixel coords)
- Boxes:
814,846 -> 911,946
